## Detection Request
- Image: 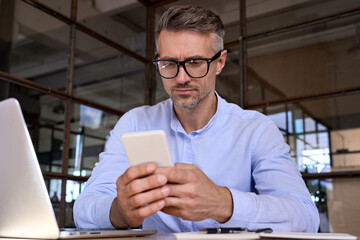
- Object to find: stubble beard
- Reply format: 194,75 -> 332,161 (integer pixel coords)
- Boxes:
170,84 -> 202,109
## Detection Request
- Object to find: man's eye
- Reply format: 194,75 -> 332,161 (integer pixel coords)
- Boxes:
160,61 -> 176,69
187,60 -> 205,66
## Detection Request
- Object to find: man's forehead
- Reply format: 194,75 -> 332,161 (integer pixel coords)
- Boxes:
157,49 -> 212,60
157,30 -> 214,58
157,29 -> 213,42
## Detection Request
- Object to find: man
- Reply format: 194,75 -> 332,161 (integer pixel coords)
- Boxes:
74,5 -> 319,232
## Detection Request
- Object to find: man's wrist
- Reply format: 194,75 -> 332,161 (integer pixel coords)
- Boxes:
214,187 -> 234,223
109,198 -> 130,229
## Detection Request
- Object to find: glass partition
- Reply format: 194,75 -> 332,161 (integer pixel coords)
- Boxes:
306,178 -> 360,236
247,14 -> 360,103
255,102 -> 331,173
45,178 -> 62,223
74,30 -> 146,112
37,0 -> 71,17
10,0 -> 69,89
67,102 -> 120,176
64,180 -> 86,227
331,128 -> 360,167
246,0 -> 360,36
77,0 -> 146,56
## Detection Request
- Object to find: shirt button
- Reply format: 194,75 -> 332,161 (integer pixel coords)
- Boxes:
187,138 -> 191,143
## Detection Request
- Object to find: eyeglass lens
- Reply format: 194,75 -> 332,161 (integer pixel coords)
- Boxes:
157,60 -> 208,78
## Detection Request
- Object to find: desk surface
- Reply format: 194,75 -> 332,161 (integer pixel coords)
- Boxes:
0,232 -> 358,240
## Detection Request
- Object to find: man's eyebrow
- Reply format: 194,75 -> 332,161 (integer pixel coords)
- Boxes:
159,55 -> 207,61
159,56 -> 177,61
185,55 -> 205,60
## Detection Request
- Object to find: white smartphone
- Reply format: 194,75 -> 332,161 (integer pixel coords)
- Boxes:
120,130 -> 174,168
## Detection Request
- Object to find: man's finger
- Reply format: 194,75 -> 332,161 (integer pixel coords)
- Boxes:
135,199 -> 166,219
128,185 -> 170,208
125,174 -> 167,196
156,167 -> 190,184
118,163 -> 157,186
174,163 -> 196,169
163,196 -> 181,208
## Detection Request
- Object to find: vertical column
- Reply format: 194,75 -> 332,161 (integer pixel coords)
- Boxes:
145,4 -> 156,105
328,130 -> 333,167
238,0 -> 248,108
59,0 -> 77,228
302,111 -> 306,151
0,0 -> 15,100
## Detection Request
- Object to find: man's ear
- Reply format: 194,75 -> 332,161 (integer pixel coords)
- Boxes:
154,51 -> 159,60
216,49 -> 227,75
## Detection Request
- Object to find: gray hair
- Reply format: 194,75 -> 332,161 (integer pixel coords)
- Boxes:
156,5 -> 225,53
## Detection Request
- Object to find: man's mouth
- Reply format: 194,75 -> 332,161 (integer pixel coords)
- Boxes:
173,88 -> 194,94
171,84 -> 197,95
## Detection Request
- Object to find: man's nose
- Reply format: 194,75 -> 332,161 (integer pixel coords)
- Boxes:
176,65 -> 191,84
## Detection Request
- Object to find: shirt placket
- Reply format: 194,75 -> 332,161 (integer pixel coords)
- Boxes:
179,133 -> 195,232
181,134 -> 194,164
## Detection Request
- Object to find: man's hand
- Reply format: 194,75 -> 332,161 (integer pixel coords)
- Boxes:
156,163 -> 233,223
110,163 -> 170,228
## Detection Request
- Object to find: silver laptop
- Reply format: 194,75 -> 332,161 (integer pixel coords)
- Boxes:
0,98 -> 157,239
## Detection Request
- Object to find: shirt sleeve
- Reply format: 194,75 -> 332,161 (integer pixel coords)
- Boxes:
73,112 -> 133,229
219,120 -> 320,232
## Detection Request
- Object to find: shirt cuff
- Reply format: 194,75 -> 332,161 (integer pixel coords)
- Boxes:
96,195 -> 117,229
219,187 -> 255,227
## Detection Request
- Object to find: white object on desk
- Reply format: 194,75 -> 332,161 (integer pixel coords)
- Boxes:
174,231 -> 259,239
174,231 -> 357,240
260,231 -> 357,240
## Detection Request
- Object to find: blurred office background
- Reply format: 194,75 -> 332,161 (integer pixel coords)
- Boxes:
0,0 -> 359,236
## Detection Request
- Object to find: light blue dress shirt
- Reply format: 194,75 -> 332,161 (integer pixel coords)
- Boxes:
73,93 -> 319,232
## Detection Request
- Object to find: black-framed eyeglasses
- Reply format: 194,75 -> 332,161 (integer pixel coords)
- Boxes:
152,50 -> 222,79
